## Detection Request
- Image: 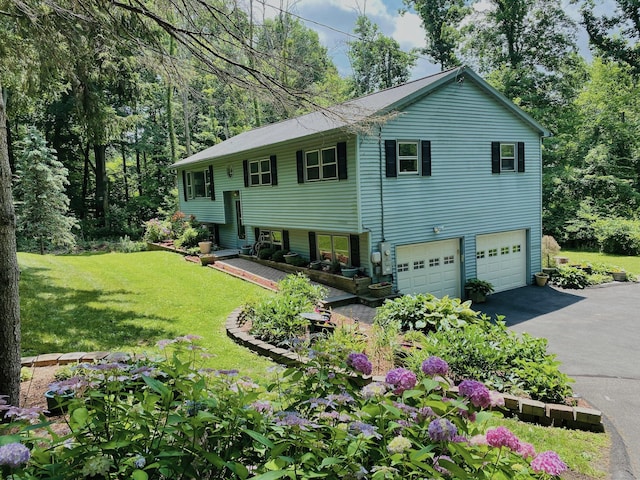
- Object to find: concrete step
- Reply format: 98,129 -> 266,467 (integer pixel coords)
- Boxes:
324,293 -> 359,308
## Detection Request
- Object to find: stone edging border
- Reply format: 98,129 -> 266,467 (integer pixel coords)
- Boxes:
225,307 -> 604,433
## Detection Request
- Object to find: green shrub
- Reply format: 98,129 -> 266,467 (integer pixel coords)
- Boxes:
593,216 -> 640,255
0,338 -> 569,480
271,250 -> 285,262
258,246 -> 276,260
398,318 -> 574,403
142,218 -> 171,243
587,273 -> 613,285
117,235 -> 147,253
374,293 -> 480,333
175,225 -> 208,249
289,255 -> 308,267
551,266 -> 590,289
246,273 -> 327,343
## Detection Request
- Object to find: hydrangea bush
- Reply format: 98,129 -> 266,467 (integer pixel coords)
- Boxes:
1,338 -> 567,479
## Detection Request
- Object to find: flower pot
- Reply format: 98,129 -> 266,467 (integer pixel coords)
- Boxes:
200,255 -> 216,266
610,271 -> 627,282
240,245 -> 252,255
283,253 -> 299,264
535,273 -> 549,287
45,390 -> 75,416
467,290 -> 487,303
198,241 -> 212,254
341,267 -> 358,278
368,283 -> 392,298
309,260 -> 323,270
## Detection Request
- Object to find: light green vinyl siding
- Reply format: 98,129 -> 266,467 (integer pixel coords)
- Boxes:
359,78 -> 542,284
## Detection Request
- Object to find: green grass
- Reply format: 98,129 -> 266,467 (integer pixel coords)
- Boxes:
18,250 -> 611,477
487,416 -> 610,478
561,249 -> 640,273
18,251 -> 275,378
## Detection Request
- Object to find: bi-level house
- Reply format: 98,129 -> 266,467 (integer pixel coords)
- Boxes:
171,66 -> 549,297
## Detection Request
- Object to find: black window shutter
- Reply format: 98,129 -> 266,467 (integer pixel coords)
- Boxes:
243,160 -> 249,187
517,142 -> 525,172
385,140 -> 397,177
349,234 -> 360,267
283,230 -> 290,251
296,150 -> 304,183
491,142 -> 501,174
213,224 -> 220,246
208,165 -> 215,200
308,232 -> 317,261
337,142 -> 347,180
270,155 -> 278,185
421,140 -> 432,177
254,227 -> 260,243
182,170 -> 188,201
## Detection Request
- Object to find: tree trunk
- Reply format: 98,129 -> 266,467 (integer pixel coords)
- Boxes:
181,89 -> 191,157
81,142 -> 90,219
0,84 -> 21,406
167,37 -> 177,164
134,127 -> 143,197
121,141 -> 129,202
94,144 -> 108,223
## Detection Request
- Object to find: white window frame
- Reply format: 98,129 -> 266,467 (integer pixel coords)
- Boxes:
317,233 -> 350,265
187,170 -> 211,199
249,159 -> 272,186
397,141 -> 419,175
500,143 -> 516,172
305,147 -> 337,181
259,229 -> 283,249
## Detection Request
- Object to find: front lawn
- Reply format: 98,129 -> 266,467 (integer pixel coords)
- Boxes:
18,251 -> 275,378
561,249 -> 640,274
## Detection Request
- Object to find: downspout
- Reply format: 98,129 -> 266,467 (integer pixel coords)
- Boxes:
378,126 -> 385,242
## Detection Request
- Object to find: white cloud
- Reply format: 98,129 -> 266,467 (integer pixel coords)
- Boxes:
392,12 -> 425,50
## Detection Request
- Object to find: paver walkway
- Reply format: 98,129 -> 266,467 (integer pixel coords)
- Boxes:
214,257 -> 378,324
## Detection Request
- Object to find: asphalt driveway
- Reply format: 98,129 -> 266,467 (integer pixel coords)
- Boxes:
477,282 -> 640,480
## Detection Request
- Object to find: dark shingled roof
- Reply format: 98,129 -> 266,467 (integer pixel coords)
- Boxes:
171,66 -> 548,168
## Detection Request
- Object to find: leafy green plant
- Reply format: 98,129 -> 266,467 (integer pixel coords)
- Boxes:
257,246 -> 276,260
175,225 -> 209,249
288,255 -> 308,267
142,218 -> 171,243
117,235 -> 147,253
0,338 -> 573,480
246,274 -> 327,344
397,317 -> 574,403
271,250 -> 285,262
464,278 -> 494,295
551,266 -> 590,289
374,293 -> 480,333
542,235 -> 561,267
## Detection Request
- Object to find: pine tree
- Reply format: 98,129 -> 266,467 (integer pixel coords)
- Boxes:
15,128 -> 77,254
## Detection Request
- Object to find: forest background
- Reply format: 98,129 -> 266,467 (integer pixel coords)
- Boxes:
2,0 -> 640,402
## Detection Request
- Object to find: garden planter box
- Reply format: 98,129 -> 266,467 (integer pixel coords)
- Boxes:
609,271 -> 627,282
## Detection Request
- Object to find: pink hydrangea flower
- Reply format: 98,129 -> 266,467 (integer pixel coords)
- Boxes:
347,353 -> 373,376
531,451 -> 567,476
421,356 -> 449,376
517,441 -> 536,459
486,426 -> 521,452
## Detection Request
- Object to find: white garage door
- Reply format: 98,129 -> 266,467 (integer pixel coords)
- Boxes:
396,239 -> 460,298
476,230 -> 527,292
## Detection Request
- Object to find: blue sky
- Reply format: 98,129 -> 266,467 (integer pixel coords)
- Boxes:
252,0 -> 597,80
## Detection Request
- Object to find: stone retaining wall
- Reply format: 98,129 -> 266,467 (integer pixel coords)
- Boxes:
225,307 -> 604,433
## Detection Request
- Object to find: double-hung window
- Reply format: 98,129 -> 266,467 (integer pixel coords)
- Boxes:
187,170 -> 211,198
317,233 -> 350,265
398,141 -> 419,174
249,159 -> 272,186
306,147 -> 337,181
500,144 -> 515,172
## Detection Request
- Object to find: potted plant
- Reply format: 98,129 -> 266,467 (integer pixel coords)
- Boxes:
198,240 -> 212,254
534,272 -> 549,286
283,252 -> 299,264
341,266 -> 359,278
367,281 -> 393,298
464,278 -> 494,303
200,254 -> 216,266
240,244 -> 252,255
608,266 -> 627,282
309,260 -> 323,270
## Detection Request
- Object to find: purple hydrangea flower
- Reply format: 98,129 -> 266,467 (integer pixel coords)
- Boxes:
47,376 -> 87,395
1,405 -> 46,423
458,379 -> 491,408
486,426 -> 521,452
517,441 -> 536,459
346,353 -> 373,376
531,451 -> 567,476
275,412 -> 317,430
427,418 -> 458,442
0,443 -> 30,468
385,368 -> 417,394
326,392 -> 354,405
433,455 -> 453,476
361,382 -> 387,399
348,421 -> 382,439
421,356 -> 449,376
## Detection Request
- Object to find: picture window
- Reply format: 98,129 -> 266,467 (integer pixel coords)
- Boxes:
249,159 -> 271,186
317,233 -> 350,265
